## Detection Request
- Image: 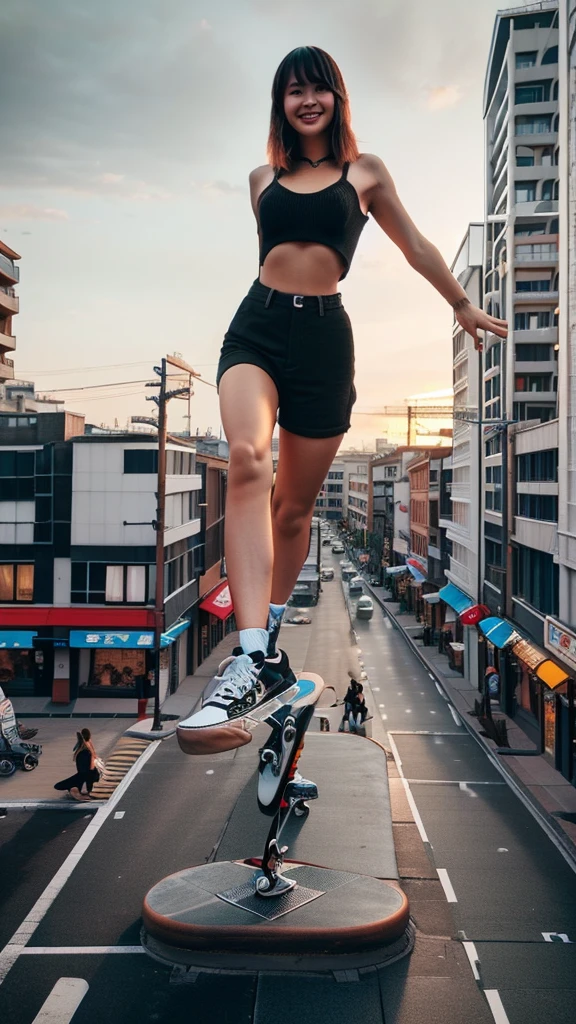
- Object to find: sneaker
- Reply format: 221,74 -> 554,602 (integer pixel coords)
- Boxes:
260,648 -> 296,690
179,651 -> 265,729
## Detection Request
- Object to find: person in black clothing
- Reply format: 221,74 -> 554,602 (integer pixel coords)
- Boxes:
338,677 -> 360,732
54,728 -> 99,802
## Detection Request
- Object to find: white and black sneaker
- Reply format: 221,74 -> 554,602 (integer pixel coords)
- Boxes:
179,651 -> 265,730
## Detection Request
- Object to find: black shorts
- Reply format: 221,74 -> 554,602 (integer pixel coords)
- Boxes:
216,279 -> 356,438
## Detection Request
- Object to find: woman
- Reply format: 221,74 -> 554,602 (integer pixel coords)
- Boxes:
338,677 -> 360,732
178,46 -> 507,752
54,728 -> 100,802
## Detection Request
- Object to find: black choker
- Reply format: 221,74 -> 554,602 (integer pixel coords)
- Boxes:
299,154 -> 333,168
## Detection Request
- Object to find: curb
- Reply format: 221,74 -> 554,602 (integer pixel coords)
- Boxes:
373,589 -> 576,872
124,719 -> 178,740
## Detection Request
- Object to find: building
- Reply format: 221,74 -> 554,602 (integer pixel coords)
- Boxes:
0,240 -> 19,384
0,416 -> 230,705
370,447 -> 427,574
195,449 -> 232,666
314,460 -> 345,521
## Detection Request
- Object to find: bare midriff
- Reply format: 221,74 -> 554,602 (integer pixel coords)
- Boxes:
259,241 -> 344,296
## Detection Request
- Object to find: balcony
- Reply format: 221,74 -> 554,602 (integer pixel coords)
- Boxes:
0,253 -> 19,283
0,332 -> 16,351
513,390 -> 557,405
0,356 -> 15,380
515,251 -> 558,266
0,287 -> 19,314
513,199 -> 558,216
514,291 -> 558,304
515,361 -> 557,375
513,327 -> 557,343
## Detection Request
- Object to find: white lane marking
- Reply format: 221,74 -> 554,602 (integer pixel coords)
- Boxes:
459,783 -> 479,798
485,989 -> 511,1023
542,932 -> 572,943
448,705 -> 462,726
0,739 -> 160,986
429,710 -> 437,714
387,734 -> 403,775
428,673 -> 435,680
206,770 -> 214,775
0,802 -> 104,811
497,848 -> 509,853
402,781 -> 429,844
409,780 -> 504,786
462,941 -> 481,981
435,682 -> 449,700
113,812 -> 125,819
31,978 -> 89,1023
385,619 -> 391,628
22,946 -> 146,955
437,868 -> 458,903
405,709 -> 412,714
381,713 -> 388,720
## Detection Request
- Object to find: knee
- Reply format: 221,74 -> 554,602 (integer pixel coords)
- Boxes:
229,440 -> 271,489
272,495 -> 313,538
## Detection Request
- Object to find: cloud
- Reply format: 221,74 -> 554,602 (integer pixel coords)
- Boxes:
426,85 -> 463,111
0,204 -> 69,221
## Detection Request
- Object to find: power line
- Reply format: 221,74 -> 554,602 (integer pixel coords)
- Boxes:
18,360 -> 219,376
37,373 -> 218,396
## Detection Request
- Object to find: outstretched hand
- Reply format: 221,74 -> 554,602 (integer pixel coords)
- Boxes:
455,302 -> 508,352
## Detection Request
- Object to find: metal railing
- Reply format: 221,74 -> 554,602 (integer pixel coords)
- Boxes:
0,253 -> 19,281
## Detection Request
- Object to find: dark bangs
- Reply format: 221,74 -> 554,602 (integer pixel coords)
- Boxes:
267,46 -> 359,172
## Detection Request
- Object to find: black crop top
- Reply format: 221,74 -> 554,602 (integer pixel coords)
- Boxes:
257,163 -> 369,281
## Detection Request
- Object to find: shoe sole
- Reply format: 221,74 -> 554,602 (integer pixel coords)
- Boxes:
177,673 -> 324,757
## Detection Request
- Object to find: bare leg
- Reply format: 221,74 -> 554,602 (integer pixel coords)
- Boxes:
270,428 -> 344,604
219,364 -> 279,630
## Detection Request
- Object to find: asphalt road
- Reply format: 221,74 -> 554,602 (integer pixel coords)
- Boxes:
0,546 -> 575,1023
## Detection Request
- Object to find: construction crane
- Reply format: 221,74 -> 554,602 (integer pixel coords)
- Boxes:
353,404 -> 454,446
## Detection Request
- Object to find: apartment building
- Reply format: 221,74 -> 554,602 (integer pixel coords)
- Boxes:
314,460 -> 345,521
371,448 -> 425,569
0,414 -> 231,704
0,240 -> 19,384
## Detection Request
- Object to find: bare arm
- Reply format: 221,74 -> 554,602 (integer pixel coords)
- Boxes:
364,154 -> 507,350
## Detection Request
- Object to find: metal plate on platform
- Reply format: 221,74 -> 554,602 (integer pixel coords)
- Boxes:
218,881 -> 324,921
284,866 -> 358,892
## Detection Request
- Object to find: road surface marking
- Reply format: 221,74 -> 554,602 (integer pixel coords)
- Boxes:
448,706 -> 462,726
497,848 -> 509,853
437,868 -> 457,902
22,947 -> 145,955
459,783 -> 479,797
206,770 -> 214,775
408,779 -> 503,786
0,740 -> 160,986
113,812 -> 125,819
381,713 -> 388,720
402,781 -> 429,843
485,989 -> 511,1023
462,941 -> 481,981
31,978 -> 89,1023
428,673 -> 435,680
435,682 -> 448,700
542,932 -> 572,942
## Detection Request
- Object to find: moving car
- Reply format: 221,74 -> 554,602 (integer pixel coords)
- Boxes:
322,536 -> 332,545
342,567 -> 356,582
331,542 -> 344,554
348,576 -> 364,593
321,567 -> 335,581
339,559 -> 352,568
356,595 -> 374,620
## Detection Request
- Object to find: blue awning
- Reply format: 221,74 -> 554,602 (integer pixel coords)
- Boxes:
70,630 -> 154,649
478,617 -> 520,649
386,565 -> 408,576
439,583 -> 474,614
407,564 -> 426,584
160,619 -> 191,647
0,631 -> 37,649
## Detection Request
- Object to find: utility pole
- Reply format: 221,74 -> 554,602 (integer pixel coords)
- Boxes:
146,354 -> 198,731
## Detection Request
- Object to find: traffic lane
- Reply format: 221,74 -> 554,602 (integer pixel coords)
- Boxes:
31,735 -> 261,948
473,942 -> 576,1024
410,782 -> 576,941
0,952 -> 256,1024
392,734 -> 502,783
0,809 -> 93,949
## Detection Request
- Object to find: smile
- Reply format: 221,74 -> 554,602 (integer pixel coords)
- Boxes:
299,113 -> 322,122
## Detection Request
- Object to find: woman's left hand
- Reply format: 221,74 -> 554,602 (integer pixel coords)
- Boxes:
455,302 -> 508,351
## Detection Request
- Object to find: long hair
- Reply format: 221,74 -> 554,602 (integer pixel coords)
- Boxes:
267,46 -> 359,172
73,727 -> 92,760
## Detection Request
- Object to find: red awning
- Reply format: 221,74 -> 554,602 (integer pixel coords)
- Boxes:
0,607 -> 155,628
199,579 -> 234,621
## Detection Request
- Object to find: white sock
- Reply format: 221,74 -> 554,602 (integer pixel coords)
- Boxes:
239,628 -> 268,660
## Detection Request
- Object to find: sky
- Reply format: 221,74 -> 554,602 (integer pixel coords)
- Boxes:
0,0 -> 518,446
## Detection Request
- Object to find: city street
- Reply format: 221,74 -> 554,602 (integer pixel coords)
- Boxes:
0,551 -> 574,1023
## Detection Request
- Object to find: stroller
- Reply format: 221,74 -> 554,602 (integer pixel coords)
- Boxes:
0,688 -> 42,777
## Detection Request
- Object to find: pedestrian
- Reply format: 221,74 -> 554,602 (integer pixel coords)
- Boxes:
338,677 -> 360,732
179,44 -> 507,752
349,683 -> 369,732
54,728 -> 100,802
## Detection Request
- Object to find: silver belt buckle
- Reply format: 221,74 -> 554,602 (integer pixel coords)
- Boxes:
293,294 -> 304,308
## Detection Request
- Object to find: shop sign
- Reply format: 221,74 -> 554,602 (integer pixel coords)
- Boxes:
544,617 -> 576,673
69,630 -> 155,649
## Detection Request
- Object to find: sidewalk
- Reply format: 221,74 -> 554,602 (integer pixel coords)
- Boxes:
362,578 -> 576,861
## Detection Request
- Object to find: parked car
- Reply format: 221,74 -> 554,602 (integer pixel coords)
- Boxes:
331,543 -> 344,554
322,536 -> 332,545
356,595 -> 374,620
349,576 -> 364,593
321,568 -> 334,581
342,567 -> 357,582
339,558 -> 352,568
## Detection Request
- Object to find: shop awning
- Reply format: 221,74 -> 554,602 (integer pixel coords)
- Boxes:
161,619 -> 190,647
407,563 -> 426,584
199,579 -> 234,621
386,565 -> 408,576
407,557 -> 427,577
512,638 -> 569,690
478,617 -> 520,649
70,630 -> 155,649
0,631 -> 37,649
460,603 -> 491,627
438,583 -> 474,614
423,592 -> 441,604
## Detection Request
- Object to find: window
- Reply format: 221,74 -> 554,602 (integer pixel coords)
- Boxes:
515,82 -> 551,105
514,311 -> 551,330
515,374 -> 551,392
123,448 -> 158,474
516,279 -> 552,292
516,449 -> 558,482
516,493 -> 558,521
0,564 -> 34,602
514,544 -> 558,615
515,181 -> 536,203
541,179 -> 555,201
72,563 -> 150,604
541,46 -> 558,65
515,343 -> 551,361
485,343 -> 501,370
515,51 -> 537,69
485,435 -> 503,457
515,115 -> 552,135
516,242 -> 557,259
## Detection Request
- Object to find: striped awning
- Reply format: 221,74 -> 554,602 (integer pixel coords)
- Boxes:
478,617 -> 520,649
438,583 -> 474,615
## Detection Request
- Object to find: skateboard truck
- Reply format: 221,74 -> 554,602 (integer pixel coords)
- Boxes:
254,776 -> 319,897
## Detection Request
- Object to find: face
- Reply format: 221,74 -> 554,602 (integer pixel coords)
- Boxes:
283,71 -> 335,136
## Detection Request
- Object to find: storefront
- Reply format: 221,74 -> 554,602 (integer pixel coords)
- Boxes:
508,634 -> 571,776
198,579 -> 235,666
544,617 -> 576,785
70,630 -> 156,699
0,631 -> 37,698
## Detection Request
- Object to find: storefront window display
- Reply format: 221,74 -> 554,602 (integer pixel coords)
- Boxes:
83,649 -> 146,692
0,648 -> 34,697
